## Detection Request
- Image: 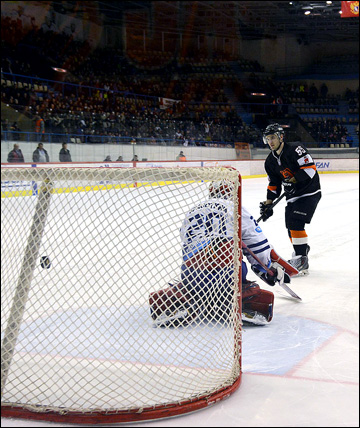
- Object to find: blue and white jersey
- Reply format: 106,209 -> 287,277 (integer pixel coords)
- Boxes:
241,206 -> 271,269
180,199 -> 271,269
180,198 -> 234,261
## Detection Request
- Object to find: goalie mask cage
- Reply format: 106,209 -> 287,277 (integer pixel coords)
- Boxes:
1,166 -> 242,425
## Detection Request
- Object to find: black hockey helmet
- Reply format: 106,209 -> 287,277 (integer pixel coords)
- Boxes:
263,123 -> 284,145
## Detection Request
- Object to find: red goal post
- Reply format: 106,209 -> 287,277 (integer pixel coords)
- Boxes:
1,165 -> 242,424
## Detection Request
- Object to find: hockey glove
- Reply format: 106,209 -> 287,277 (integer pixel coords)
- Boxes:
282,179 -> 296,195
259,202 -> 273,222
251,265 -> 291,287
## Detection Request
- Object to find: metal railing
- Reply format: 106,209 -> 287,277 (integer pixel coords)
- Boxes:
0,130 -> 238,147
2,130 -> 358,149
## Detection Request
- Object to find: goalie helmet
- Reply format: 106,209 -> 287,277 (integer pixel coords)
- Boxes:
209,180 -> 234,199
263,123 -> 284,145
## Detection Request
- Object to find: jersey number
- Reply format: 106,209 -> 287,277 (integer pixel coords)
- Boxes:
295,146 -> 306,156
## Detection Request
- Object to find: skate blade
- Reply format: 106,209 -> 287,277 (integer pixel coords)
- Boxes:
293,269 -> 309,277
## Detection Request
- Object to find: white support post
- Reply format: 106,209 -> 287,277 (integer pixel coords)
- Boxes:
1,177 -> 53,394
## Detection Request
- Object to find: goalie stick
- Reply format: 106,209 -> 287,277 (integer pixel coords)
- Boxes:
241,241 -> 302,301
257,192 -> 286,223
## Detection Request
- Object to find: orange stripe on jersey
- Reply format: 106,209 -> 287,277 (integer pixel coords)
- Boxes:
300,165 -> 317,171
290,230 -> 308,239
267,185 -> 277,191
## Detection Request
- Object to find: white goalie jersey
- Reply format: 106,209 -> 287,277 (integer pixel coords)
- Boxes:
180,198 -> 272,269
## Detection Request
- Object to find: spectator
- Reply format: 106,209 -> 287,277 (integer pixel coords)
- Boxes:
63,22 -> 78,40
35,115 -> 45,142
7,143 -> 25,163
320,83 -> 328,98
346,134 -> 354,144
104,155 -> 112,162
309,83 -> 318,103
33,143 -> 50,163
116,155 -> 123,161
59,142 -> 72,162
132,155 -> 139,161
41,14 -> 57,33
176,151 -> 186,161
10,121 -> 21,140
2,119 -> 9,132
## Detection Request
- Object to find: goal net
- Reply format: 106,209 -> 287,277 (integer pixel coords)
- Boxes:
1,166 -> 242,424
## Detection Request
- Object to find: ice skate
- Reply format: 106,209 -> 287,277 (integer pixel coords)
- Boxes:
288,254 -> 309,276
288,245 -> 310,276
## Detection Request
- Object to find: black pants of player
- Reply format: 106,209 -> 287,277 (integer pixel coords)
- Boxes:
285,191 -> 322,231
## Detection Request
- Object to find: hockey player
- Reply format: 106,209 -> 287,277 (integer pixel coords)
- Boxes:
260,123 -> 321,275
149,180 -> 295,327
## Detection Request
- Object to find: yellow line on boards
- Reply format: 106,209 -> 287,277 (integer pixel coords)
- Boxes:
1,180 -> 198,198
241,171 -> 359,179
1,172 -> 358,198
317,170 -> 359,174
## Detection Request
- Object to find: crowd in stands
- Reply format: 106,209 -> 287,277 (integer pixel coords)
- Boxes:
306,118 -> 352,144
278,81 -> 331,103
1,8 -> 359,149
1,76 -> 261,146
0,8 -> 268,147
274,81 -> 341,115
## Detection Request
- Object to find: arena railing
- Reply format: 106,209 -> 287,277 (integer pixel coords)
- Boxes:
1,131 -> 358,149
0,131 -> 238,148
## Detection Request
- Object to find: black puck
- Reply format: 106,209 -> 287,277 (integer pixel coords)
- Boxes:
40,256 -> 51,269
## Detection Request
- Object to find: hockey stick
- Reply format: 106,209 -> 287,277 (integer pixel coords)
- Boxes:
257,192 -> 286,223
241,241 -> 302,301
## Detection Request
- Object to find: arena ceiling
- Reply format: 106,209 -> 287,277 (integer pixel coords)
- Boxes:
52,1 -> 359,43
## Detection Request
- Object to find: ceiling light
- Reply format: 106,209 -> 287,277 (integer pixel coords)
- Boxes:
304,10 -> 311,15
326,1 -> 332,4
52,67 -> 67,73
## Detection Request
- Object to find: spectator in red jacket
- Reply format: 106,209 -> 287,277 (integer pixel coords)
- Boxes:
7,143 -> 25,163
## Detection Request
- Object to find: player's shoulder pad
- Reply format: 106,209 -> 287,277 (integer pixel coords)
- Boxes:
286,141 -> 308,152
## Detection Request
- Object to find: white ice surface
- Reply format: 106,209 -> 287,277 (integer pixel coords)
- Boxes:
2,172 -> 359,427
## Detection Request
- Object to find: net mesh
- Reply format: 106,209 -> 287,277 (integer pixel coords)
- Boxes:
1,166 -> 241,418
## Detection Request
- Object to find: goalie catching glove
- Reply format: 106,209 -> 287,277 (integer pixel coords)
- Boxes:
251,264 -> 291,287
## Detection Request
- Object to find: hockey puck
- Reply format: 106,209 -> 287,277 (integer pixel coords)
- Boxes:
40,256 -> 51,269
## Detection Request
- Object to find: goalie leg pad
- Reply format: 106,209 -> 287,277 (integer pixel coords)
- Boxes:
149,284 -> 200,327
242,280 -> 261,301
243,289 -> 274,322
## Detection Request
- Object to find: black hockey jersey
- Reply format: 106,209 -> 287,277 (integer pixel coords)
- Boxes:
264,142 -> 321,201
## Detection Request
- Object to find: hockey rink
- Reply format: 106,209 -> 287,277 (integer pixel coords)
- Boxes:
1,172 -> 359,427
